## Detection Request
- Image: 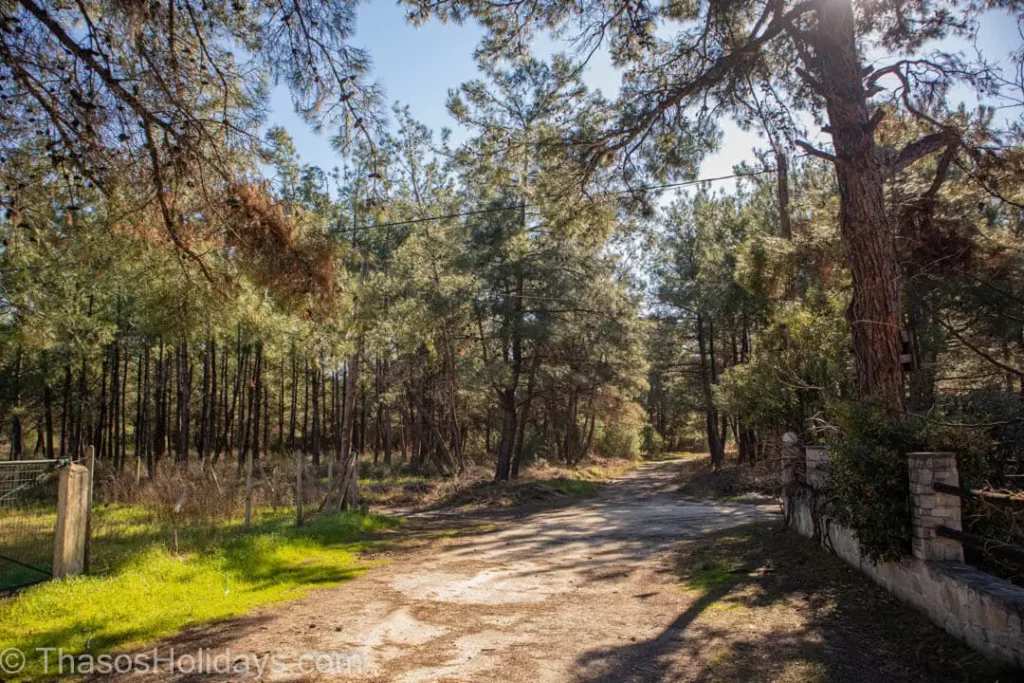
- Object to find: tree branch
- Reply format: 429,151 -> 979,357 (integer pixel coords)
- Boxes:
936,316 -> 1024,378
794,139 -> 837,163
883,130 -> 959,175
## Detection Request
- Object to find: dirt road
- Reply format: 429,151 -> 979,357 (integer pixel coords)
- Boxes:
106,461 -> 777,682
107,461 -> 1002,682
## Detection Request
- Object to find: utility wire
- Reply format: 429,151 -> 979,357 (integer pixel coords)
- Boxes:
349,166 -> 782,236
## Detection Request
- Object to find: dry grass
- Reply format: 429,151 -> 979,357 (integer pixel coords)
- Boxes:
359,456 -> 644,511
673,451 -> 782,503
98,456 -> 325,529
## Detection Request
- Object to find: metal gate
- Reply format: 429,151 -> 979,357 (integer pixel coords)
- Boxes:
0,459 -> 60,591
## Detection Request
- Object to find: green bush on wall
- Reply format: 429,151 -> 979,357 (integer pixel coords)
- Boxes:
827,402 -> 927,563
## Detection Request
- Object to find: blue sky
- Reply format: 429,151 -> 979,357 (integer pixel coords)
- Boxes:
267,2 -> 1023,184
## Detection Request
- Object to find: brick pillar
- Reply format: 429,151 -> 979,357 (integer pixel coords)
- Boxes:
805,445 -> 830,490
53,463 -> 91,578
907,452 -> 963,562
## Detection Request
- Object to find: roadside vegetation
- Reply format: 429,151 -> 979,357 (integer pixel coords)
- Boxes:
0,451 -> 640,681
673,451 -> 781,504
0,510 -> 398,680
359,456 -> 642,510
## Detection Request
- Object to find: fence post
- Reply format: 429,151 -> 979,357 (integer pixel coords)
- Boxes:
907,452 -> 964,562
53,463 -> 91,578
295,452 -> 304,528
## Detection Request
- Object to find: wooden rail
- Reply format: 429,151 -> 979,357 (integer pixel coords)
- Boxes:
936,526 -> 1024,568
932,481 -> 1024,509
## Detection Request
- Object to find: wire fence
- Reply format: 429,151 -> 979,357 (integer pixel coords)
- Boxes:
0,451 -> 362,593
0,459 -> 60,590
89,454 -> 341,567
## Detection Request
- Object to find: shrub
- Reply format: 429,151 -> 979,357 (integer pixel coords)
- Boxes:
641,425 -> 665,458
827,402 -> 926,563
597,422 -> 643,460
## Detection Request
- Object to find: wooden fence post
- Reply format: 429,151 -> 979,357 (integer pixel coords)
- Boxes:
53,463 -> 90,578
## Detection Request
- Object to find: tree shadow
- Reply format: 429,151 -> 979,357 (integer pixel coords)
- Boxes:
572,522 -> 1016,683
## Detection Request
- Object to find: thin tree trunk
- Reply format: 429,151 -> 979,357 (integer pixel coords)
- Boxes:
176,340 -> 189,464
94,350 -> 108,461
60,360 -> 72,460
154,340 -> 165,462
301,358 -> 309,452
120,341 -> 128,467
198,338 -> 210,461
263,362 -> 270,460
44,383 -> 55,460
697,312 -> 724,469
311,361 -> 321,466
288,345 -> 297,451
232,343 -> 246,466
74,356 -> 88,460
251,341 -> 263,462
10,351 -> 22,460
134,348 -> 143,466
339,347 -> 361,509
209,338 -> 218,461
237,345 -> 251,467
278,358 -> 285,452
108,343 -> 119,464
510,352 -> 538,479
142,343 -> 153,476
494,390 -> 517,481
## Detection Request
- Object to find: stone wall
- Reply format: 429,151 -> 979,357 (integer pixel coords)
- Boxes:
783,449 -> 1024,669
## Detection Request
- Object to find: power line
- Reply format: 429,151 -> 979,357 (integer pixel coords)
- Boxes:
349,166 -> 781,236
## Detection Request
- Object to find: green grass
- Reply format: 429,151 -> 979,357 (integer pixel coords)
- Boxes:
544,478 -> 598,496
357,474 -> 431,487
0,511 -> 398,680
680,556 -> 743,589
529,459 -> 641,498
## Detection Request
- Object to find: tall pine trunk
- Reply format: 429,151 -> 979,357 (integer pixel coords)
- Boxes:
815,0 -> 904,410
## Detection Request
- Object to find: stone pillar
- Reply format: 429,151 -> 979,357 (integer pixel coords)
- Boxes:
805,445 -> 830,490
781,431 -> 800,486
53,463 -> 91,578
907,452 -> 963,562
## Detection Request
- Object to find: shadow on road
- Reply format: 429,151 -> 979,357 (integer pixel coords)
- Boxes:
571,522 -> 1015,683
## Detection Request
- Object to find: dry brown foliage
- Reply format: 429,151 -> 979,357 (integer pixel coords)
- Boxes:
223,182 -> 337,318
